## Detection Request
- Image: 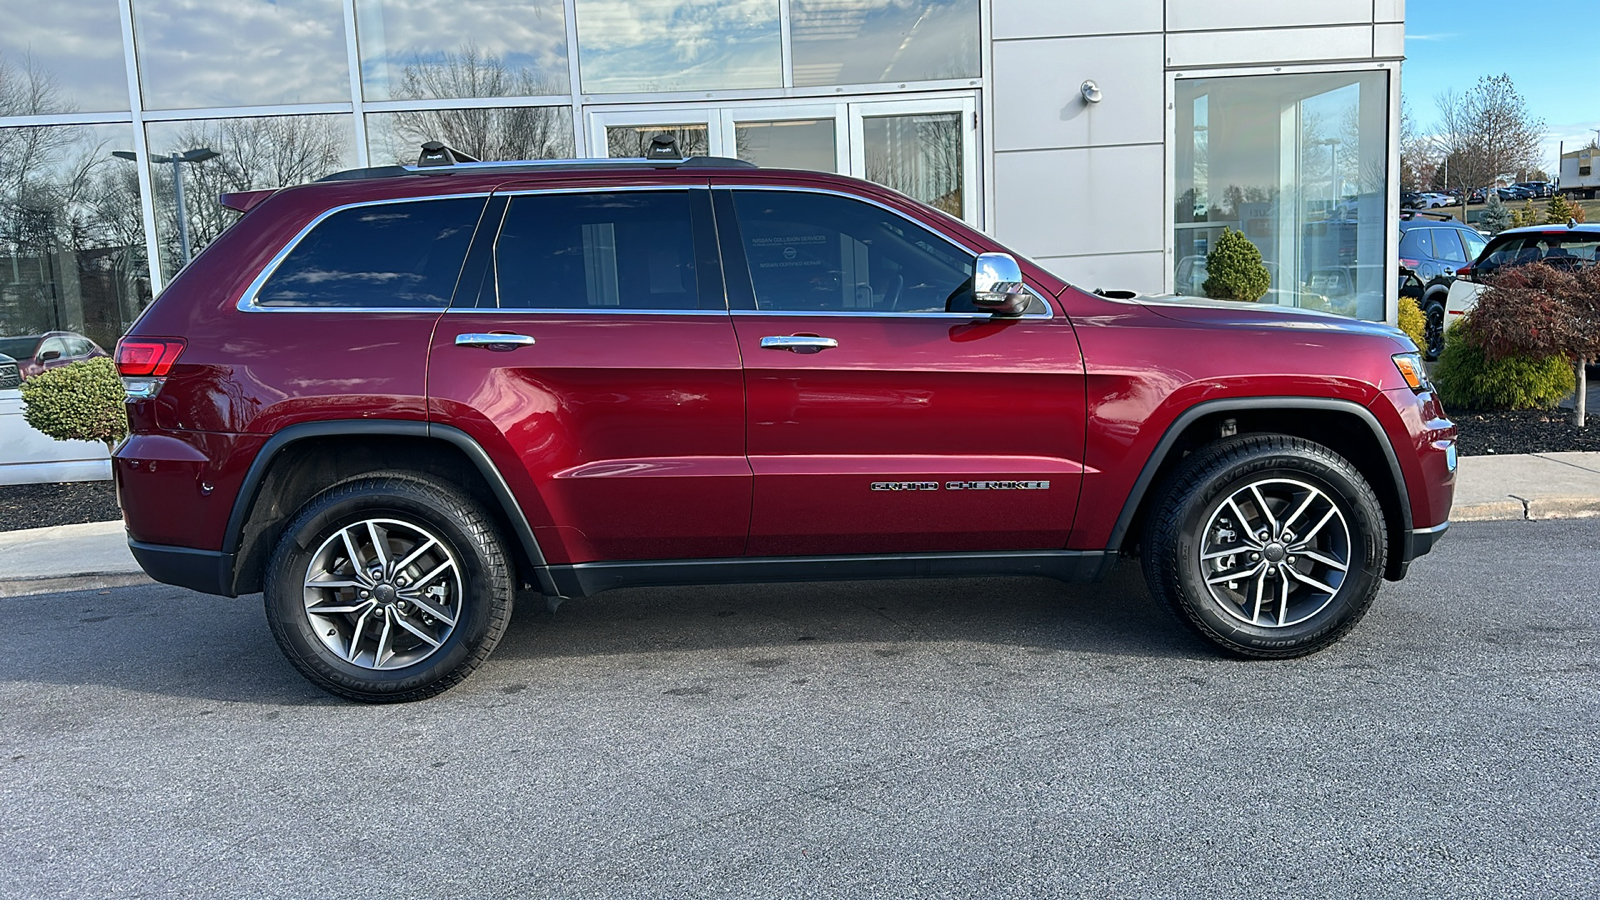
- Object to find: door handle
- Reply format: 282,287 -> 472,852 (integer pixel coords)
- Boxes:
455,333 -> 536,349
760,335 -> 838,352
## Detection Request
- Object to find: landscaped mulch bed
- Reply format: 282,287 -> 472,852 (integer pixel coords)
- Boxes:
1451,408 -> 1600,457
0,480 -> 121,533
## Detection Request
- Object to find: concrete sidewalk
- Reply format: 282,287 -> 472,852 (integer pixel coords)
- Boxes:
3,451 -> 1599,597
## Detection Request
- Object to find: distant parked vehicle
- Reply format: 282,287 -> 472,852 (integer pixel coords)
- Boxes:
0,332 -> 108,380
1443,223 -> 1600,335
1495,186 -> 1533,202
0,353 -> 19,390
1513,182 -> 1555,199
1397,215 -> 1489,358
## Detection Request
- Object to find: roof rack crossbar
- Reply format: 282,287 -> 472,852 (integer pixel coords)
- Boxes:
316,155 -> 756,183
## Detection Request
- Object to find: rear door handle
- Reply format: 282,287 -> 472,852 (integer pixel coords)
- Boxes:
760,335 -> 838,352
455,333 -> 535,349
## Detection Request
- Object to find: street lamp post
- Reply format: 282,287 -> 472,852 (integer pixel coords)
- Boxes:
112,147 -> 220,266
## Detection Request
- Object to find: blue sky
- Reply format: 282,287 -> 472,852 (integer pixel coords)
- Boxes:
1403,0 -> 1599,174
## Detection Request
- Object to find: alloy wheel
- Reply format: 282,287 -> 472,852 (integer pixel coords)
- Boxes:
1197,477 -> 1351,628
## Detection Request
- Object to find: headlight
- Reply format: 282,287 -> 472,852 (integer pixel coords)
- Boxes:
1392,352 -> 1430,393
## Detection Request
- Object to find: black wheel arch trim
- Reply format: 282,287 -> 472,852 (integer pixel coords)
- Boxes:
222,419 -> 553,596
1106,397 -> 1413,558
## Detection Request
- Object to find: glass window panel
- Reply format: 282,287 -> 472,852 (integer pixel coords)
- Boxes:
494,192 -> 705,311
574,0 -> 780,93
1461,230 -> 1487,262
0,1 -> 130,113
791,0 -> 978,87
1397,228 -> 1431,261
132,0 -> 351,110
1174,71 -> 1389,321
367,107 -> 574,165
734,119 -> 836,172
862,112 -> 964,218
145,115 -> 357,282
257,197 -> 484,308
604,124 -> 708,158
729,189 -> 974,313
1431,228 -> 1468,264
355,2 -> 569,101
0,123 -> 151,350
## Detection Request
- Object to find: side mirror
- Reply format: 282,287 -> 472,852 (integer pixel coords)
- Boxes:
37,350 -> 61,363
972,252 -> 1030,317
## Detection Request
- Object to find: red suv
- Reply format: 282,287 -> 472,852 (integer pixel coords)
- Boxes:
114,151 -> 1456,702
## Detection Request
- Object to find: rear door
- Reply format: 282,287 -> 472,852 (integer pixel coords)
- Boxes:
427,182 -> 750,565
713,185 -> 1086,557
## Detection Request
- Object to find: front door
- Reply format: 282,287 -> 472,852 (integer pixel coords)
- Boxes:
712,185 -> 1086,557
427,183 -> 750,565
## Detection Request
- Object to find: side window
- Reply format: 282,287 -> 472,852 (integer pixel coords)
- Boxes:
494,191 -> 706,311
37,337 -> 66,360
1478,237 -> 1527,271
728,190 -> 978,313
256,197 -> 485,308
1398,229 -> 1432,260
1431,229 -> 1468,264
1461,230 -> 1487,263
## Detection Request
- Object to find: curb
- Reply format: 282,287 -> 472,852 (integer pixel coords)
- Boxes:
1452,496 -> 1600,522
0,572 -> 153,599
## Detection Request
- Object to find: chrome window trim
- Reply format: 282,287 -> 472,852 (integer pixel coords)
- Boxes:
719,184 -> 1054,320
445,308 -> 731,317
237,193 -> 493,312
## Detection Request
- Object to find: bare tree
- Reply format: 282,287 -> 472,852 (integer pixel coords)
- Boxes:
385,45 -> 571,164
1433,74 -> 1544,220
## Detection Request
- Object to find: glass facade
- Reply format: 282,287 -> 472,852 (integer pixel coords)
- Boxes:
1174,71 -> 1389,321
0,0 -> 130,113
354,0 -> 570,101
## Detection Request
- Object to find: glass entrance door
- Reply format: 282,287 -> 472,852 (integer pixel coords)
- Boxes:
588,94 -> 979,224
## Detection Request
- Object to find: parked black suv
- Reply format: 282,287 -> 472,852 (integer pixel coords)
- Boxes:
1398,215 -> 1487,358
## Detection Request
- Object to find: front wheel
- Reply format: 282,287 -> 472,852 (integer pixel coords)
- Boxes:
1142,435 -> 1387,659
263,473 -> 514,702
1423,300 -> 1445,360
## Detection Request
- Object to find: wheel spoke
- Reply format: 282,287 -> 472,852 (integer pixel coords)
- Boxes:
346,609 -> 372,662
367,521 -> 390,568
1286,566 -> 1340,596
374,615 -> 394,668
1277,572 -> 1290,626
1292,507 -> 1339,548
307,601 -> 372,616
1225,497 -> 1262,544
340,527 -> 366,575
393,614 -> 443,648
1206,560 -> 1265,586
409,560 -> 456,593
1249,484 -> 1279,533
1250,567 -> 1268,622
305,577 -> 363,590
1201,546 -> 1252,561
1296,549 -> 1349,572
1281,490 -> 1318,534
398,594 -> 456,626
393,537 -> 438,574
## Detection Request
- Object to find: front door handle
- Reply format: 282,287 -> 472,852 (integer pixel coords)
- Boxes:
760,335 -> 838,352
455,333 -> 536,350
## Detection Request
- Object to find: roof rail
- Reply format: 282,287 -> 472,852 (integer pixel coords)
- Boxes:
316,154 -> 756,183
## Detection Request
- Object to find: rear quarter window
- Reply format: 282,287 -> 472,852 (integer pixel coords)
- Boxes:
255,197 -> 486,308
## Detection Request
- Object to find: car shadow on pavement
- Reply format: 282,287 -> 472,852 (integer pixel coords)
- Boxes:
0,562 -> 1206,705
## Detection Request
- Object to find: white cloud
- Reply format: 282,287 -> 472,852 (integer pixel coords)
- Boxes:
1403,32 -> 1457,42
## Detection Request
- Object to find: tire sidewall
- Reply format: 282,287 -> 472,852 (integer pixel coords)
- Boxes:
1171,451 -> 1384,653
265,480 -> 502,699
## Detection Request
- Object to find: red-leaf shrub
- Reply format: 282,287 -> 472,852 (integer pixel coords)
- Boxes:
1470,262 -> 1584,361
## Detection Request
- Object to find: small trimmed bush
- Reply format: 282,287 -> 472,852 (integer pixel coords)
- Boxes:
20,357 -> 128,450
1545,192 -> 1583,224
1202,228 -> 1271,302
1397,295 -> 1426,352
1432,324 -> 1574,411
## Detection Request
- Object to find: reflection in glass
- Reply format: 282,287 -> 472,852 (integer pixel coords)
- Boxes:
862,113 -> 963,217
355,1 -> 569,101
145,116 -> 356,282
734,119 -> 836,172
1174,71 -> 1388,321
574,0 -> 781,93
0,123 -> 150,349
132,0 -> 351,110
791,0 -> 978,87
369,107 -> 574,165
0,2 -> 129,113
605,124 -> 709,158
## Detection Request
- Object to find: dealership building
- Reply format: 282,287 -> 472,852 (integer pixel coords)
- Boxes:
0,0 -> 1406,350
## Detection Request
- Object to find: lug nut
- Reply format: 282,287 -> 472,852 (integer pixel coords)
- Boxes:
1250,552 -> 1260,560
1287,556 -> 1296,564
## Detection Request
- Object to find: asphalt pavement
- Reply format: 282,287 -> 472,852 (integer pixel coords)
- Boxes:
2,518 -> 1596,898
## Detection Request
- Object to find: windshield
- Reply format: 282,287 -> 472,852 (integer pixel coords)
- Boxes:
0,337 -> 39,359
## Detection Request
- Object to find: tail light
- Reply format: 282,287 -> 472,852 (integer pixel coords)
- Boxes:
116,338 -> 185,399
1455,265 -> 1474,282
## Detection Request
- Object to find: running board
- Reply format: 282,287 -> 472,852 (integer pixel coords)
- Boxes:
541,550 -> 1115,599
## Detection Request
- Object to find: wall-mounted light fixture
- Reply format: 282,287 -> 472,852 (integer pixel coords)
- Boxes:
1081,80 -> 1103,103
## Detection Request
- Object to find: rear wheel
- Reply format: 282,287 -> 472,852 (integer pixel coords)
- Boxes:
1142,435 -> 1387,659
1423,300 -> 1445,360
264,473 -> 514,702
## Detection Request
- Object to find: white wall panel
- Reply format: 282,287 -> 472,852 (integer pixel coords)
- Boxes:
992,35 -> 1164,151
992,0 -> 1162,40
991,144 -> 1164,259
1034,252 -> 1166,294
1167,0 -> 1372,32
1375,0 -> 1405,23
1374,23 -> 1404,57
1166,26 -> 1375,68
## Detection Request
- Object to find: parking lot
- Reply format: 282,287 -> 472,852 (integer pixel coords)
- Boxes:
3,518 -> 1597,899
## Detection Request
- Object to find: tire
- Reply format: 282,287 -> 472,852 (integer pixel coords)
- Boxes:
263,472 -> 514,702
1423,299 -> 1446,360
1141,434 -> 1387,659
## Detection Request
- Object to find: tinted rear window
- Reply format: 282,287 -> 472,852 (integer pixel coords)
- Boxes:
256,197 -> 485,308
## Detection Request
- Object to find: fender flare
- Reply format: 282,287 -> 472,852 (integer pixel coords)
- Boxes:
224,420 -> 551,591
1105,397 -> 1412,554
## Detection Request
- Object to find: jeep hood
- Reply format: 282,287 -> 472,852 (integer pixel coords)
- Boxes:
1130,292 -> 1407,340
